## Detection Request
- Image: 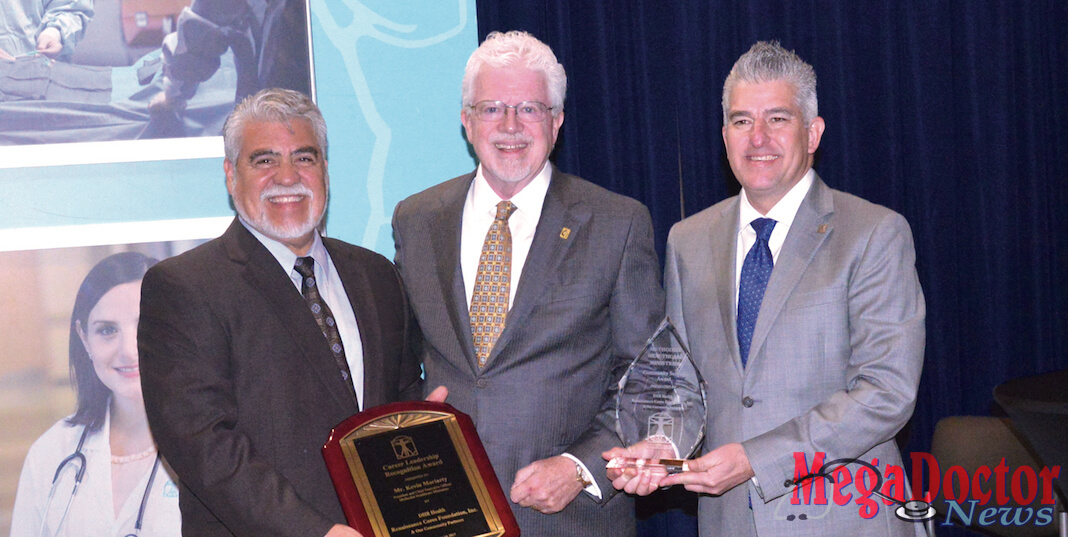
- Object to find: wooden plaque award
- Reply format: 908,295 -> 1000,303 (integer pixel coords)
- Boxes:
323,401 -> 520,537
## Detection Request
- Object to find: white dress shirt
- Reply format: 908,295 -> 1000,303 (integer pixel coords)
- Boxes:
241,220 -> 365,408
458,163 -> 603,498
734,168 -> 816,307
460,162 -> 551,308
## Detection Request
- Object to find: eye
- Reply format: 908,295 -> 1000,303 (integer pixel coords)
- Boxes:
95,324 -> 119,337
733,118 -> 751,127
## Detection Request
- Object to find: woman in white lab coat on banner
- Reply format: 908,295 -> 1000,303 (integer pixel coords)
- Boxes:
10,252 -> 181,537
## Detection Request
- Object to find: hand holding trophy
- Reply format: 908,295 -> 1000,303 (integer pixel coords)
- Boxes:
606,318 -> 707,478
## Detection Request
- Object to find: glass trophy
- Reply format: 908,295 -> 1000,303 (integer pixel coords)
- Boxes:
607,317 -> 707,474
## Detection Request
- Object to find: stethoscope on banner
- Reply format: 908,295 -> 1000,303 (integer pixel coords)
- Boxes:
38,425 -> 162,537
791,457 -> 936,537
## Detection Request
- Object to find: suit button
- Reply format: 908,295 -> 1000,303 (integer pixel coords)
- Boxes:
475,378 -> 488,388
742,396 -> 754,408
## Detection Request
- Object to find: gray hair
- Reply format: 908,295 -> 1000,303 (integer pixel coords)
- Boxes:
722,41 -> 818,125
223,88 -> 328,163
461,30 -> 567,116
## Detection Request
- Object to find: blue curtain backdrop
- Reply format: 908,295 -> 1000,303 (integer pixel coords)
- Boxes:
475,1 -> 1068,536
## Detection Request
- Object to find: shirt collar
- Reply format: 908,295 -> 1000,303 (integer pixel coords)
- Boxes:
471,161 -> 552,219
738,168 -> 815,231
239,218 -> 328,275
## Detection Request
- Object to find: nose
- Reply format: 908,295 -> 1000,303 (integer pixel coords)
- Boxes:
749,121 -> 769,147
498,107 -> 521,134
123,327 -> 139,362
275,159 -> 301,185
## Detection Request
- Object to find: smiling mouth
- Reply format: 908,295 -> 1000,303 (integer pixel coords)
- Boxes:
748,155 -> 779,161
494,142 -> 529,151
115,365 -> 140,376
267,194 -> 306,204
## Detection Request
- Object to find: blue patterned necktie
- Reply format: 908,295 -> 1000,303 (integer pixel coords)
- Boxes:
295,256 -> 357,403
737,218 -> 777,367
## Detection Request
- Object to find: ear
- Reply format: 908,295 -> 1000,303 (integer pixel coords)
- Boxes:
550,109 -> 565,146
461,107 -> 474,143
807,116 -> 826,154
224,159 -> 236,196
76,319 -> 91,357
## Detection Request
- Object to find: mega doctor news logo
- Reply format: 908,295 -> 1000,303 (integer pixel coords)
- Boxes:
787,452 -> 1061,529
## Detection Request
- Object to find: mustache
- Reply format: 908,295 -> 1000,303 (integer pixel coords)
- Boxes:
260,183 -> 315,201
491,135 -> 534,144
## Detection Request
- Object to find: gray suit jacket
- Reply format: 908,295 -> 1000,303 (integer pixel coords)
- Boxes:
665,176 -> 925,537
392,168 -> 664,537
139,219 -> 424,537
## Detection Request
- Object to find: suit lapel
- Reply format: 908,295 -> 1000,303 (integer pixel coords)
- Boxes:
485,171 -> 589,367
709,200 -> 746,376
429,174 -> 481,371
747,177 -> 834,371
223,220 -> 359,412
324,239 -> 378,409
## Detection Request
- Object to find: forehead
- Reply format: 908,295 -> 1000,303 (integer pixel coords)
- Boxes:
727,79 -> 800,114
472,65 -> 550,102
238,118 -> 319,156
89,281 -> 141,317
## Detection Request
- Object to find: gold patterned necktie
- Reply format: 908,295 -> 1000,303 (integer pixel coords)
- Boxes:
470,200 -> 518,368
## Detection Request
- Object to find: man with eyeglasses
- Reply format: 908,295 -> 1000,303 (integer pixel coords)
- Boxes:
391,31 -> 663,537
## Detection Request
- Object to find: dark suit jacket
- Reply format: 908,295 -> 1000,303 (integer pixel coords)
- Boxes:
139,219 -> 423,537
665,176 -> 925,537
392,168 -> 665,537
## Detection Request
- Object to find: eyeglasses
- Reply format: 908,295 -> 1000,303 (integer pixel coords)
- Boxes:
467,101 -> 555,123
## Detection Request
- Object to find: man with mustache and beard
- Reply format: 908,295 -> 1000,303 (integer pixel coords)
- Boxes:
391,31 -> 664,537
139,88 -> 443,537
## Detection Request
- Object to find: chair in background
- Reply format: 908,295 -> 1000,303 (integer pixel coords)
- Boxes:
928,416 -> 1063,537
994,369 -> 1068,509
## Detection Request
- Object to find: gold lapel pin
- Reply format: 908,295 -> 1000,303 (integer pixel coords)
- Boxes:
817,224 -> 828,234
560,227 -> 571,239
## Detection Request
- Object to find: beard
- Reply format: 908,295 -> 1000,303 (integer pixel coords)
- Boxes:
235,181 -> 327,241
481,134 -> 543,184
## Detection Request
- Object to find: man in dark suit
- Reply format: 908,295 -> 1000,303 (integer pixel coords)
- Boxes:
139,88 -> 441,537
607,42 -> 925,537
391,31 -> 664,537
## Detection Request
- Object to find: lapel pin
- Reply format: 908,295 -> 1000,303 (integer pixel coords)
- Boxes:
817,224 -> 828,234
560,227 -> 571,239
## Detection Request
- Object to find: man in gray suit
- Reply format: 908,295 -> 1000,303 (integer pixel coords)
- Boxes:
607,42 -> 926,536
392,31 -> 664,536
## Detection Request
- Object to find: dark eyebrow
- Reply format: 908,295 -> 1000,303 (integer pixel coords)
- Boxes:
293,146 -> 320,158
765,107 -> 795,116
247,149 -> 279,163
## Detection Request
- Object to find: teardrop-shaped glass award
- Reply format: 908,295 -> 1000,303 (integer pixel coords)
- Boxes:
607,318 -> 707,474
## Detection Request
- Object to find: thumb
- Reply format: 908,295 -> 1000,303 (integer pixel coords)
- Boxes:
425,385 -> 448,403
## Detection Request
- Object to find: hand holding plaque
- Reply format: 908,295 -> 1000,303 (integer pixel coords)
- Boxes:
606,318 -> 707,475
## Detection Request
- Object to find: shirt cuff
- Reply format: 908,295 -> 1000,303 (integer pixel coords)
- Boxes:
561,453 -> 602,500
